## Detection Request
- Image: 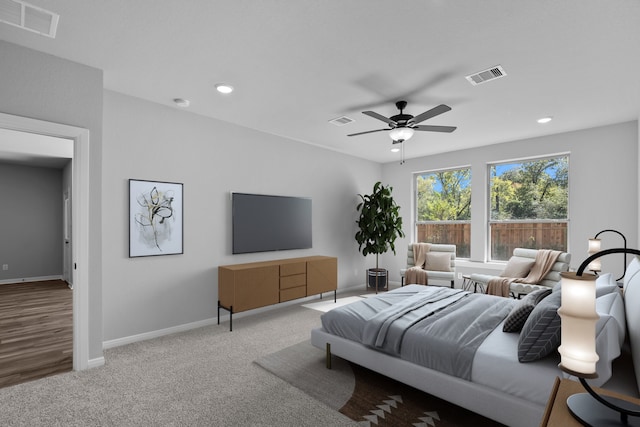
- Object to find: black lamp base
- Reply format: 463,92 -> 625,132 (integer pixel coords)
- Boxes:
567,393 -> 640,426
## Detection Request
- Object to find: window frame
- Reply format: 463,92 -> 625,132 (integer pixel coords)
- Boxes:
487,154 -> 570,261
414,166 -> 472,259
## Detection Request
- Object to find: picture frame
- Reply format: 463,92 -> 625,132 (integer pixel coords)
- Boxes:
129,179 -> 183,257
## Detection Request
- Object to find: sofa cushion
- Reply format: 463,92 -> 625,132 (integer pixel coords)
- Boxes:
503,288 -> 552,333
501,258 -> 535,278
424,252 -> 452,272
517,290 -> 562,362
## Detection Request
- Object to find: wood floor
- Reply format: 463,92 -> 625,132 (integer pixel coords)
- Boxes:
0,280 -> 72,388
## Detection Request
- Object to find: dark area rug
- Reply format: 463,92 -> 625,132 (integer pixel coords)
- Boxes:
254,340 -> 505,426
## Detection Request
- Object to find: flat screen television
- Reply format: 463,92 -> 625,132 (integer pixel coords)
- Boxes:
232,192 -> 312,254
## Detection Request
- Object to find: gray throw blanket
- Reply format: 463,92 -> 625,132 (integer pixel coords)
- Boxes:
362,286 -> 514,380
362,287 -> 466,352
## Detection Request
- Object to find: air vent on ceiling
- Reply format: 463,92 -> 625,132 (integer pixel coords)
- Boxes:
329,116 -> 355,126
465,65 -> 506,86
0,0 -> 59,38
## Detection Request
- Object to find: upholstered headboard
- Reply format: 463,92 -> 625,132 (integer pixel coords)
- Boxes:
623,256 -> 640,393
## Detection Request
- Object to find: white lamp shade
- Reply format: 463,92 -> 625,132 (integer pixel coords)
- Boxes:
558,272 -> 600,377
389,127 -> 414,142
588,238 -> 601,254
588,259 -> 602,272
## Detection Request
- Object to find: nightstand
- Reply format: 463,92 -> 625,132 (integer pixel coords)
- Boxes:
540,377 -> 640,426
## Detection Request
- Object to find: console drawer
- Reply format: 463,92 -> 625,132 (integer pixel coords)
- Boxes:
280,262 -> 306,277
280,286 -> 306,302
280,273 -> 306,289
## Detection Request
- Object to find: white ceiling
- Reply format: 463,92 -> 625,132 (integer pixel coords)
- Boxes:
1,0 -> 639,164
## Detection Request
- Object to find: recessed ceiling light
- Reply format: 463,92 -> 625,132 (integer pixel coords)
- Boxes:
215,84 -> 234,94
390,147 -> 400,153
537,116 -> 553,124
173,98 -> 190,107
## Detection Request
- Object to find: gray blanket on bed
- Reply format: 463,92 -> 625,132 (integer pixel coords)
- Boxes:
360,287 -> 514,380
362,287 -> 467,351
400,292 -> 514,379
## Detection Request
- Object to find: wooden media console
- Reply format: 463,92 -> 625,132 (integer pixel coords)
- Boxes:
218,255 -> 337,330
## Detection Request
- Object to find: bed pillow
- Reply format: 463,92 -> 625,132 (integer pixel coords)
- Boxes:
501,258 -> 535,278
503,289 -> 552,332
595,273 -> 620,297
517,290 -> 562,362
424,252 -> 452,272
552,272 -> 618,296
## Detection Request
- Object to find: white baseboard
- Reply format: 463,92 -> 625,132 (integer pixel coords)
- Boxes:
102,317 -> 219,350
103,286 -> 361,350
87,356 -> 105,369
0,275 -> 63,285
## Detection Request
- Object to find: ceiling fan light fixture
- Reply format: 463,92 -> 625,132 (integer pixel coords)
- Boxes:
537,116 -> 553,124
390,147 -> 400,152
389,127 -> 414,142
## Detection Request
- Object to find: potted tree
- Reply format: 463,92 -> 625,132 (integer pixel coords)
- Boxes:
355,181 -> 405,291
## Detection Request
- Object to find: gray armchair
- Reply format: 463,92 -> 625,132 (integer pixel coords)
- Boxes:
470,248 -> 571,298
400,243 -> 456,288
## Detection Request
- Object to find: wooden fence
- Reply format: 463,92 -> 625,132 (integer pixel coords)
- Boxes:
417,221 -> 567,260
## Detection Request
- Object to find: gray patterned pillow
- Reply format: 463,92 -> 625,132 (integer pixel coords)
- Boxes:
503,289 -> 552,333
517,290 -> 562,362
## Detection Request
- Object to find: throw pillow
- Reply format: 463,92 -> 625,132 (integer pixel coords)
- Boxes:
424,252 -> 452,272
501,258 -> 535,278
517,290 -> 562,362
503,289 -> 552,333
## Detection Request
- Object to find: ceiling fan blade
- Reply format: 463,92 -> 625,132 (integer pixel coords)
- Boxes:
362,111 -> 397,126
414,125 -> 457,133
347,129 -> 389,137
343,70 -> 456,112
411,104 -> 452,125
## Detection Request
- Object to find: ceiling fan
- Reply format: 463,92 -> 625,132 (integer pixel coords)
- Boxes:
347,100 -> 457,143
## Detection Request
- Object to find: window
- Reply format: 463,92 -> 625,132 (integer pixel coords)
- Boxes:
415,168 -> 471,258
489,155 -> 568,261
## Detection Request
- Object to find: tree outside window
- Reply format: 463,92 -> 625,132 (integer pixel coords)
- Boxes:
489,156 -> 568,260
415,168 -> 471,258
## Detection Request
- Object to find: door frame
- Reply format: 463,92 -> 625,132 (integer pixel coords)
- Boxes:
0,112 -> 91,370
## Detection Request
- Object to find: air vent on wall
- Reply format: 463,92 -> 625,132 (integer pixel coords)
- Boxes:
465,65 -> 506,86
328,116 -> 355,126
0,0 -> 59,38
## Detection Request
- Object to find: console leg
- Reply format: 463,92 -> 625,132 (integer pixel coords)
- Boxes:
217,301 -> 233,332
326,343 -> 332,369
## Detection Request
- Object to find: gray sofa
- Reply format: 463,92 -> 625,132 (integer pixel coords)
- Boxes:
400,243 -> 456,288
470,248 -> 571,298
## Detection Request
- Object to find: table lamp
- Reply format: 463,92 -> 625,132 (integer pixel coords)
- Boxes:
558,248 -> 640,426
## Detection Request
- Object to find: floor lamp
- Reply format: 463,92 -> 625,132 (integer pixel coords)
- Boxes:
559,248 -> 640,426
588,229 -> 627,281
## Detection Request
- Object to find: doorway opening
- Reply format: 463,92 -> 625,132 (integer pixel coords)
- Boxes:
0,112 -> 91,371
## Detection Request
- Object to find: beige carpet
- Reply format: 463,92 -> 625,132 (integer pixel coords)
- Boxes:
255,340 -> 505,427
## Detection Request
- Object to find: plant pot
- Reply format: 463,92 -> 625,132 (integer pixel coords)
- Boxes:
367,268 -> 388,290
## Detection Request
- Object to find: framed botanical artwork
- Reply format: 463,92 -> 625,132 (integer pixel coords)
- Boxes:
129,179 -> 183,257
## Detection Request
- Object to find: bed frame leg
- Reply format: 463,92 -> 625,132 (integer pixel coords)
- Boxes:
325,343 -> 332,369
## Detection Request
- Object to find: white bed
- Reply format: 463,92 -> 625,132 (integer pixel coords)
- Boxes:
311,267 -> 635,427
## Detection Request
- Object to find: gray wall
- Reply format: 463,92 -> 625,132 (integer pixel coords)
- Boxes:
0,163 -> 63,281
0,41 -> 104,361
381,121 -> 639,283
101,90 -> 381,341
